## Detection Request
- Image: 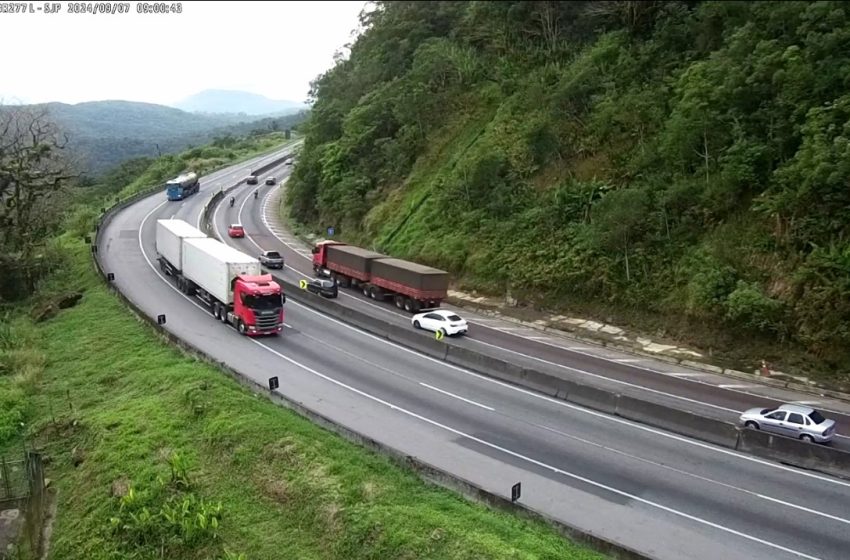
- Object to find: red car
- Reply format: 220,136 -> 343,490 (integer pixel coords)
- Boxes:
228,224 -> 245,238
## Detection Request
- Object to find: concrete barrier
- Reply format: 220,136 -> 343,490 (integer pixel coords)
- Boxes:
193,170 -> 850,481
445,344 -> 524,382
736,428 -> 850,480
565,384 -> 620,415
616,396 -> 739,448
521,368 -> 575,399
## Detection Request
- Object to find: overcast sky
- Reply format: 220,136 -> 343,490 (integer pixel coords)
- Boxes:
0,1 -> 367,106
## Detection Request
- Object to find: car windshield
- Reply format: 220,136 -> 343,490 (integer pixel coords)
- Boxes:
243,294 -> 282,310
447,314 -> 463,321
808,410 -> 826,424
265,252 -> 281,259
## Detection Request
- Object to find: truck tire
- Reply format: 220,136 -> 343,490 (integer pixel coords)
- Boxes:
362,284 -> 370,297
369,286 -> 383,300
404,298 -> 414,313
212,302 -> 220,319
237,320 -> 247,335
394,295 -> 404,309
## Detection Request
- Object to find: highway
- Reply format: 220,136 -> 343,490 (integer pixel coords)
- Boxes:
226,175 -> 850,449
97,152 -> 850,560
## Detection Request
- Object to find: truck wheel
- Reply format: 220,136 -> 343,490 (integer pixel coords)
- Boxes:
369,286 -> 383,300
177,277 -> 185,293
404,298 -> 414,313
394,295 -> 404,309
212,302 -> 220,319
362,284 -> 370,297
411,300 -> 421,313
238,320 -> 247,335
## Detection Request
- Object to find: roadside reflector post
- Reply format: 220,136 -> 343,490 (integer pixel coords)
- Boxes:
511,482 -> 521,503
157,314 -> 166,325
299,279 -> 307,290
107,273 -> 115,282
269,376 -> 279,391
435,330 -> 444,341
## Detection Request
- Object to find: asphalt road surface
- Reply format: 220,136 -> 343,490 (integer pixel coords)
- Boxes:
220,175 -> 850,452
96,153 -> 850,560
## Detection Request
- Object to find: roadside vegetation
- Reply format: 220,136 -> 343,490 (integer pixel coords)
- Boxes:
286,1 -> 850,382
0,118 -> 605,558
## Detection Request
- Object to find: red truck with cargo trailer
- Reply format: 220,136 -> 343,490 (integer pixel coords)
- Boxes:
311,240 -> 449,313
156,219 -> 285,336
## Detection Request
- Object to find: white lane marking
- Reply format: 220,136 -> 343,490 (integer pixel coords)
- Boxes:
613,358 -> 643,363
235,181 -> 850,485
239,341 -> 824,560
791,401 -> 824,406
719,384 -> 758,390
254,198 -> 850,421
528,336 -> 551,341
468,334 -> 742,414
123,187 -> 848,555
419,382 -> 495,411
668,372 -> 711,378
533,421 -> 850,528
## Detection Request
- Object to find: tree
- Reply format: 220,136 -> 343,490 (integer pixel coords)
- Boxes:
0,106 -> 75,259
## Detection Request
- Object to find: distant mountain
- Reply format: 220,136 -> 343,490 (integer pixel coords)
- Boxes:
0,100 -> 307,175
174,90 -> 307,116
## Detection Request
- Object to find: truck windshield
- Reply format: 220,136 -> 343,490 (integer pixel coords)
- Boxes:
243,294 -> 282,310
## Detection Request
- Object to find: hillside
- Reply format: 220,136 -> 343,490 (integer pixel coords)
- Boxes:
286,1 -> 850,380
174,89 -> 308,116
0,100 -> 307,175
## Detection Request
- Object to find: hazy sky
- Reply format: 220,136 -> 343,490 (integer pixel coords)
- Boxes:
0,1 -> 368,106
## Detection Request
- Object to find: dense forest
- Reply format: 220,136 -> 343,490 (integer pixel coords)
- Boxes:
0,101 -> 308,174
286,1 -> 850,378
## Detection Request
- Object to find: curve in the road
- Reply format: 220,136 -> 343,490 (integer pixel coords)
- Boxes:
98,157 -> 850,560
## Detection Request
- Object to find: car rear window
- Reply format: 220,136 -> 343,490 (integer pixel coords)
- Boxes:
447,314 -> 462,321
266,252 -> 281,258
808,410 -> 826,424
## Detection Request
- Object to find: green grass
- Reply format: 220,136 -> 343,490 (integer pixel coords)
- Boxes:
3,222 -> 606,557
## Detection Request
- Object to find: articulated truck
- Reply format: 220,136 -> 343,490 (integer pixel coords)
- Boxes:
166,172 -> 200,201
311,241 -> 449,313
156,219 -> 285,336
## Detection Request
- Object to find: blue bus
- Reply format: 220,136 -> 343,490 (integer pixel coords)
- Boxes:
166,172 -> 200,201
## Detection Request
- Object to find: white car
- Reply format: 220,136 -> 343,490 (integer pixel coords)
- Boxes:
411,309 -> 468,336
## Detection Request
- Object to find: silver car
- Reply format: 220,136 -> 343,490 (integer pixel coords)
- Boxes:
258,250 -> 284,269
739,404 -> 836,443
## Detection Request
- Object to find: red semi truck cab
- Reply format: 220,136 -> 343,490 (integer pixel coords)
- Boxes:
311,240 -> 343,274
232,273 -> 285,336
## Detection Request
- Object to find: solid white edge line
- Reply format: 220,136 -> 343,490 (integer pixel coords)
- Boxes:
125,164 -> 831,560
237,187 -> 850,489
419,382 -> 495,411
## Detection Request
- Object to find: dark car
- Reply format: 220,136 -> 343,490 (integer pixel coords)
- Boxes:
246,175 -> 259,185
265,176 -> 276,186
259,250 -> 284,269
306,278 -> 338,298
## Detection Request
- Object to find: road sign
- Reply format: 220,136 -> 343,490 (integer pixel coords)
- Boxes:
511,482 -> 521,502
268,376 -> 280,391
327,226 -> 335,237
435,329 -> 444,341
299,279 -> 308,290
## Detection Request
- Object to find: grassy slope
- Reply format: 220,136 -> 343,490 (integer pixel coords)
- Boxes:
1,154 -> 604,558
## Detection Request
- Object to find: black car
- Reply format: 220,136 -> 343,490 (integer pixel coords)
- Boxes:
306,278 -> 338,298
